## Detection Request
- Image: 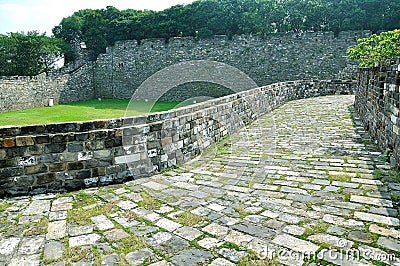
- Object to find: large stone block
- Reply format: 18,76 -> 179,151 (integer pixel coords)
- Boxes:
76,169 -> 91,179
68,142 -> 84,152
3,138 -> 15,148
18,156 -> 36,167
13,176 -> 35,186
67,162 -> 84,171
0,167 -> 24,178
16,136 -> 34,146
44,144 -> 66,153
36,173 -> 56,185
35,135 -> 50,144
25,164 -> 48,175
48,163 -> 67,172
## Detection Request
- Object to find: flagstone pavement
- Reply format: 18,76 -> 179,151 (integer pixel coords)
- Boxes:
1,95 -> 400,266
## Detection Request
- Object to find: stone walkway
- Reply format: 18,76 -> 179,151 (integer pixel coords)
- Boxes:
1,95 -> 400,266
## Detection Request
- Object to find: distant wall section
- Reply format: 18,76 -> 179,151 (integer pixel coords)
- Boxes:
94,31 -> 369,100
0,63 -> 95,112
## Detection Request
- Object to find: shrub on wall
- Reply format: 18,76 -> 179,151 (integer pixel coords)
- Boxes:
347,29 -> 400,67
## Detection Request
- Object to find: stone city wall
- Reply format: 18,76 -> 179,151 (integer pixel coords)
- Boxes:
0,79 -> 354,196
0,31 -> 368,112
94,31 -> 368,100
0,63 -> 95,112
354,62 -> 400,171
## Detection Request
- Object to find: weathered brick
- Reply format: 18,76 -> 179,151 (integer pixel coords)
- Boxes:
20,125 -> 45,135
51,134 -> 72,143
46,123 -> 77,133
160,137 -> 172,146
27,145 -> 42,155
0,149 -> 6,159
0,159 -> 17,168
15,136 -> 34,146
38,154 -> 60,163
68,142 -> 84,152
79,122 -> 94,132
85,141 -> 104,150
35,135 -> 50,144
93,120 -> 107,129
94,150 -> 111,158
3,138 -> 15,148
25,164 -> 48,175
75,133 -> 89,141
94,131 -> 108,139
105,138 -> 122,148
17,156 -> 36,166
48,163 -> 67,172
78,151 -> 93,161
76,169 -> 91,179
13,176 -> 34,186
64,179 -> 85,190
7,147 -> 27,157
44,144 -> 66,153
0,167 -> 24,178
92,167 -> 106,177
67,162 -> 84,171
35,173 -> 55,185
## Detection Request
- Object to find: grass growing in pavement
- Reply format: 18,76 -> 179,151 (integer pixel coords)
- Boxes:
63,246 -> 92,265
327,174 -> 351,183
0,99 -> 186,126
138,191 -> 163,210
174,211 -> 204,226
238,251 -> 281,266
71,192 -> 99,209
67,203 -> 115,226
113,234 -> 148,254
234,207 -> 252,218
303,221 -> 330,237
0,202 -> 11,212
24,217 -> 48,236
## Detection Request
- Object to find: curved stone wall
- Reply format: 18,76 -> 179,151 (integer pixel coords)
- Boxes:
0,79 -> 354,197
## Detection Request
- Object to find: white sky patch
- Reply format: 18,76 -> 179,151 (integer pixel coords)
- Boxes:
0,0 -> 195,35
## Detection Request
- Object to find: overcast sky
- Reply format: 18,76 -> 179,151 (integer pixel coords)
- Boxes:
0,0 -> 195,35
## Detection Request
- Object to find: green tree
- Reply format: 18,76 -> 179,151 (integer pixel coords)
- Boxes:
51,0 -> 400,59
347,29 -> 400,66
0,32 -> 63,76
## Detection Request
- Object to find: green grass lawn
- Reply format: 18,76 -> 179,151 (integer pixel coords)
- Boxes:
0,99 -> 185,126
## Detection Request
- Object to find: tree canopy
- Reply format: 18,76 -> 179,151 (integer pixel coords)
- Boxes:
1,0 -> 400,76
53,0 -> 400,60
0,32 -> 64,76
347,29 -> 400,66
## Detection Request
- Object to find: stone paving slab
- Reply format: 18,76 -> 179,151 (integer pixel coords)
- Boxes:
0,95 -> 400,265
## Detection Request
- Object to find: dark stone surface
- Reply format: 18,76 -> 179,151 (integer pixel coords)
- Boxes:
355,63 -> 400,171
36,173 -> 56,185
68,142 -> 84,152
44,144 -> 66,154
0,167 -> 24,178
67,162 -> 84,171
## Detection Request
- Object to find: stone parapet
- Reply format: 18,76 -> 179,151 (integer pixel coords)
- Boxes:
0,79 -> 354,196
354,61 -> 400,170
